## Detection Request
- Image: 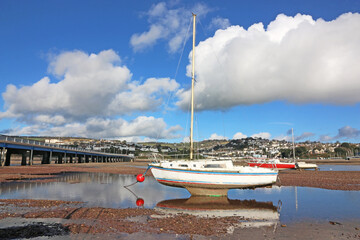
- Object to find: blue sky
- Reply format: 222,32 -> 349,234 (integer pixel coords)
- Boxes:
0,0 -> 360,143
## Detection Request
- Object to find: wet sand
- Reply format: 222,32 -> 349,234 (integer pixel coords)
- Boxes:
0,161 -> 360,239
0,199 -> 359,239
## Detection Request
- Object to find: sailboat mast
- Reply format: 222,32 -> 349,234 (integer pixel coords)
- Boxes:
190,13 -> 196,160
292,128 -> 296,162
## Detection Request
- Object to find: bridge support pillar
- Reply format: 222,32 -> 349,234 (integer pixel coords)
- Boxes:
64,153 -> 67,163
49,151 -> 52,164
0,148 -> 7,167
42,152 -> 50,164
21,152 -> 28,166
69,155 -> 73,163
5,149 -> 12,166
29,149 -> 33,165
58,155 -> 63,164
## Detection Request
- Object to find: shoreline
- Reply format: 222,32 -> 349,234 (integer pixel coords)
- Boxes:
1,161 -> 360,190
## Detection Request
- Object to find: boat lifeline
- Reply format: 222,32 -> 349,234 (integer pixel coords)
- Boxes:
149,14 -> 278,196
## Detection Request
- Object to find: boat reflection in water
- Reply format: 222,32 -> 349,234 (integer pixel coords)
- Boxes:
154,196 -> 280,228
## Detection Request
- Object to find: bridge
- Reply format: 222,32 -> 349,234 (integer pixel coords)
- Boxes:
0,135 -> 133,167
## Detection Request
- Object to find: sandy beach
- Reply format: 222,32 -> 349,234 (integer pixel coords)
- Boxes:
0,161 -> 359,239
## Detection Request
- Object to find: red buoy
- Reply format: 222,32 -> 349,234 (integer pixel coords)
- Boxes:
136,198 -> 144,206
136,174 -> 145,182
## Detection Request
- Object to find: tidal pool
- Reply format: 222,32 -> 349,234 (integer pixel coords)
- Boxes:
0,172 -> 359,224
317,164 -> 360,171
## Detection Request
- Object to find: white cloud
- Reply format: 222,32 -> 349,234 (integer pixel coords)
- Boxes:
251,132 -> 271,139
3,116 -> 182,140
182,136 -> 190,143
277,131 -> 314,141
274,134 -> 291,141
0,49 -> 182,139
319,134 -> 333,142
130,25 -> 164,51
208,17 -> 231,30
208,133 -> 228,140
2,50 -> 132,120
108,77 -> 179,114
1,50 -> 179,121
130,2 -> 211,53
335,126 -> 360,139
33,115 -> 67,126
295,132 -> 315,141
176,13 -> 360,110
233,132 -> 247,139
320,126 -> 360,142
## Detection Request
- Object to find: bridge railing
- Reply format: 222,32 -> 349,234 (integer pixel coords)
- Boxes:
0,135 -> 128,157
0,135 -> 81,150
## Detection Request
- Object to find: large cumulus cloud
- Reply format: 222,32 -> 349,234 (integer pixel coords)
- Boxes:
0,49 -> 181,139
176,13 -> 360,110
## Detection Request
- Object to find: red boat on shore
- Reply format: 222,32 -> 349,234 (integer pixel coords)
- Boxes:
248,158 -> 296,170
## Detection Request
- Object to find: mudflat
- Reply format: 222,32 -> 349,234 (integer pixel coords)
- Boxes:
0,161 -> 359,239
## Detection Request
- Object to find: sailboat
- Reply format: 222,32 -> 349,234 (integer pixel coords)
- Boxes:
290,129 -> 318,170
149,14 -> 278,196
248,129 -> 297,170
248,158 -> 296,170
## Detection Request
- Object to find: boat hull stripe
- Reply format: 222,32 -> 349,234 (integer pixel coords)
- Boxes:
157,178 -> 266,185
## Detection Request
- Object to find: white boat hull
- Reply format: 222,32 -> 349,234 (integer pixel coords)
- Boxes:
150,160 -> 278,196
296,162 -> 318,170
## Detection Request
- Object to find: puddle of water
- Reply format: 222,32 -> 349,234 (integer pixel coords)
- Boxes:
0,172 -> 359,224
318,164 -> 360,171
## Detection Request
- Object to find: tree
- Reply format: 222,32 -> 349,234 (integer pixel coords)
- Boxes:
334,147 -> 347,157
340,142 -> 351,149
156,144 -> 162,153
295,146 -> 308,158
279,149 -> 291,158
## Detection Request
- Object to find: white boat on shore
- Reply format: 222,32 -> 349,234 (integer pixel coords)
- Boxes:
151,159 -> 278,196
296,161 -> 318,170
150,14 -> 278,196
248,158 -> 296,170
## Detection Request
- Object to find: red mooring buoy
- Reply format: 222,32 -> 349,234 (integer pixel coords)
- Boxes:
136,174 -> 145,182
136,198 -> 145,206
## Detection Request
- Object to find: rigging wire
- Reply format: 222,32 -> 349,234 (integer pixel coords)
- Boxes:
153,15 -> 193,146
174,17 -> 192,81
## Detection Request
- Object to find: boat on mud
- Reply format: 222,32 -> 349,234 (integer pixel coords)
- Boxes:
248,158 -> 296,170
150,14 -> 278,196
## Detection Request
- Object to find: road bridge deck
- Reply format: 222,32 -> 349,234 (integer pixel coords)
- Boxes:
0,135 -> 133,166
